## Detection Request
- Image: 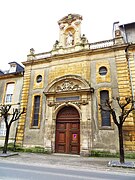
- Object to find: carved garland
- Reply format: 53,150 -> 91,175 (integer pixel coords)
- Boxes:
56,80 -> 81,92
48,100 -> 88,109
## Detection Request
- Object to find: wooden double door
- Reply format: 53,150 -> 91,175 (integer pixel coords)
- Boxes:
55,106 -> 80,154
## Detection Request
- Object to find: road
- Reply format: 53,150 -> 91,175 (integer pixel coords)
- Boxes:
0,161 -> 135,180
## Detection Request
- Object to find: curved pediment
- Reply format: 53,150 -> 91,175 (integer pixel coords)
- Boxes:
58,14 -> 82,25
44,75 -> 91,95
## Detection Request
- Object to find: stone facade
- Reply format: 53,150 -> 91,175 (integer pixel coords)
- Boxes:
1,14 -> 135,155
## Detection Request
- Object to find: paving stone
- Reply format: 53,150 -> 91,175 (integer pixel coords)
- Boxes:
0,151 -> 135,173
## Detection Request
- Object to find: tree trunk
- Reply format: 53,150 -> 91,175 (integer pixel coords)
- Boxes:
3,126 -> 10,154
118,125 -> 125,164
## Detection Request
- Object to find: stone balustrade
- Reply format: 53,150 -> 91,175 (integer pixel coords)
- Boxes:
27,39 -> 115,61
89,39 -> 114,49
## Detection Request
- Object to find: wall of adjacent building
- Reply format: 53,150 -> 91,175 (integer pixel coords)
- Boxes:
0,76 -> 23,146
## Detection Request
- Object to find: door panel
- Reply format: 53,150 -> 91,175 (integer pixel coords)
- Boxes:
56,122 -> 80,154
55,123 -> 66,153
55,106 -> 80,154
69,123 -> 80,154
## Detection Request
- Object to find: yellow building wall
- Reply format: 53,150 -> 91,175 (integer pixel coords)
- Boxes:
96,60 -> 111,83
115,50 -> 135,151
16,49 -> 135,151
48,60 -> 90,83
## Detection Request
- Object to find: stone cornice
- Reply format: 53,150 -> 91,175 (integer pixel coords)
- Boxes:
22,43 -> 135,67
22,50 -> 89,66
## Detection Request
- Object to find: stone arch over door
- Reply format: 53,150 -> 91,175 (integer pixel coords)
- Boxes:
55,106 -> 80,154
43,75 -> 93,155
45,75 -> 92,94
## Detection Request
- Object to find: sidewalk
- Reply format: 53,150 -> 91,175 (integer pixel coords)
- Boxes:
0,152 -> 135,173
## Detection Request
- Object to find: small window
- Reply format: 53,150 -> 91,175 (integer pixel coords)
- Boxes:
100,90 -> 111,126
32,95 -> 40,126
5,94 -> 13,103
9,64 -> 16,73
99,66 -> 107,76
36,75 -> 42,83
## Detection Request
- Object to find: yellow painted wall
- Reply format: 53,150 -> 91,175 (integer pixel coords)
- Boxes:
48,60 -> 90,83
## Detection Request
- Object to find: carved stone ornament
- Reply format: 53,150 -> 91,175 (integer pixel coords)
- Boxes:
81,34 -> 88,44
53,40 -> 59,50
48,102 -> 55,107
115,30 -> 121,37
59,23 -> 65,30
30,48 -> 35,55
74,19 -> 81,25
58,14 -> 82,26
56,80 -> 81,92
48,99 -> 89,109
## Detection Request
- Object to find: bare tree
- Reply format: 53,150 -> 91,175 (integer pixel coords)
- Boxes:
0,104 -> 25,154
99,97 -> 134,164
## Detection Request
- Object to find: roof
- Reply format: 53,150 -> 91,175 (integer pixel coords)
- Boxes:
0,70 -> 4,75
119,22 -> 135,28
8,61 -> 24,73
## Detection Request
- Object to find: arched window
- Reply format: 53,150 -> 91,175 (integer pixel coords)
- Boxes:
100,90 -> 111,126
32,95 -> 40,126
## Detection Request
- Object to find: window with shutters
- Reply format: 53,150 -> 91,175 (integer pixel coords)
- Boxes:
32,95 -> 40,127
100,90 -> 111,126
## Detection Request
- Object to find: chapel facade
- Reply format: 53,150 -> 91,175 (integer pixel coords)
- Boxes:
1,14 -> 135,156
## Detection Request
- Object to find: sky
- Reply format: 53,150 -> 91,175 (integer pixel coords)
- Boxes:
0,0 -> 134,71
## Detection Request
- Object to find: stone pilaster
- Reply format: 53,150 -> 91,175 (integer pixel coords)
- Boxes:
16,66 -> 32,145
115,51 -> 135,151
80,97 -> 92,156
44,103 -> 53,152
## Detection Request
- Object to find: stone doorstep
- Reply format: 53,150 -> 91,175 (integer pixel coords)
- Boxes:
0,152 -> 19,157
53,153 -> 80,157
108,160 -> 135,168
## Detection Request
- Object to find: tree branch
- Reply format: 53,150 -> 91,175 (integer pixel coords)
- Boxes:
122,106 -> 134,123
99,104 -> 110,112
9,107 -> 25,126
99,100 -> 119,126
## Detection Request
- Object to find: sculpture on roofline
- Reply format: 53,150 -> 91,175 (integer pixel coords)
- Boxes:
66,31 -> 74,46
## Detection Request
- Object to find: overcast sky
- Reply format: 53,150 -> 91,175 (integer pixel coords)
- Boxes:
0,0 -> 134,70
